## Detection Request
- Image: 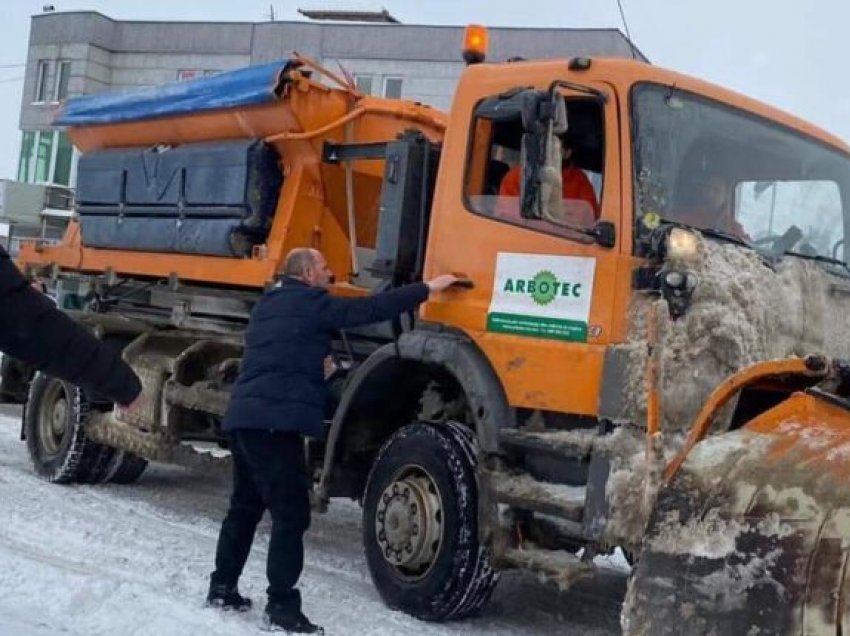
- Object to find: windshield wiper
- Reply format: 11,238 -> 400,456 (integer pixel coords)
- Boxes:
692,226 -> 753,249
782,250 -> 850,276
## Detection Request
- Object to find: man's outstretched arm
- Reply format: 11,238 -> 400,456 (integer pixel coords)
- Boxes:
0,247 -> 142,405
320,275 -> 459,331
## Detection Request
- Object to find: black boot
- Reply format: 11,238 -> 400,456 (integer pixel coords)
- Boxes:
206,582 -> 252,612
264,608 -> 324,634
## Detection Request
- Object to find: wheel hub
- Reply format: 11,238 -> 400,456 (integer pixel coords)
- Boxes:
37,381 -> 70,456
375,468 -> 443,576
52,399 -> 68,435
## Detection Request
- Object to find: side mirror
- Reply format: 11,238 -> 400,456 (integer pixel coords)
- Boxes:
593,221 -> 616,248
519,130 -> 544,219
520,94 -> 568,220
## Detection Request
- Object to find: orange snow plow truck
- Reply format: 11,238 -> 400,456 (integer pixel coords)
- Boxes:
12,27 -> 850,634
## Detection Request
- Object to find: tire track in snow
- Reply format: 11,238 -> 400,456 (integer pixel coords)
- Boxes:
0,410 -> 623,635
79,486 -> 371,585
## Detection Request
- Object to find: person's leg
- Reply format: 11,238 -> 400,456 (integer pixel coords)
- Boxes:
209,429 -> 266,606
238,431 -> 311,620
266,433 -> 311,616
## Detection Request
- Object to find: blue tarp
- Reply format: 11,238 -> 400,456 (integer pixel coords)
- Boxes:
54,60 -> 290,127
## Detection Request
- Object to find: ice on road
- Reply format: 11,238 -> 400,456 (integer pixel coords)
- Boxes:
0,406 -> 624,635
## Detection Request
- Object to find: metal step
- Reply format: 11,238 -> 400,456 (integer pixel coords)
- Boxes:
498,547 -> 594,587
498,427 -> 605,459
489,470 -> 586,522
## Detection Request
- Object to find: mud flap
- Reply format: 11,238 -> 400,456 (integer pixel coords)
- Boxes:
623,392 -> 850,636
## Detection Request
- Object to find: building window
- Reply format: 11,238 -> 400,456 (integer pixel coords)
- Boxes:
53,133 -> 73,186
35,131 -> 55,182
18,131 -> 35,182
383,77 -> 403,99
177,69 -> 220,82
17,130 -> 74,185
354,74 -> 373,95
34,60 -> 49,103
53,60 -> 71,101
177,69 -> 201,81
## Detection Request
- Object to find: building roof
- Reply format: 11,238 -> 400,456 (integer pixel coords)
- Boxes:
28,11 -> 648,63
297,8 -> 401,23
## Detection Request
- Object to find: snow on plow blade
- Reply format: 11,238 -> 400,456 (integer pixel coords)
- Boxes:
624,389 -> 850,636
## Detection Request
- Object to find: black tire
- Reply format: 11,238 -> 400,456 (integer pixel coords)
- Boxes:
362,421 -> 498,621
25,373 -> 116,484
105,450 -> 148,484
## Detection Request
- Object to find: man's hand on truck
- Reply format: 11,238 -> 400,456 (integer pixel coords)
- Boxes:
426,274 -> 461,293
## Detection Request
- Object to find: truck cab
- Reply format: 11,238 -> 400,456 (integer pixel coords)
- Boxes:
12,41 -> 850,634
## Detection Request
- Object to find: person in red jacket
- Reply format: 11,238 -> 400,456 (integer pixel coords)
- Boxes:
496,146 -> 600,224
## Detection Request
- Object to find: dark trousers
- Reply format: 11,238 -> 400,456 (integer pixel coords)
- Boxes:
211,429 -> 311,615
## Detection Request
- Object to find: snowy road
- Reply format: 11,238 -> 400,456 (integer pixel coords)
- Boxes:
0,405 -> 625,635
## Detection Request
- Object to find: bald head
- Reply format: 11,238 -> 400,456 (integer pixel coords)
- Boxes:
281,248 -> 334,288
282,248 -> 319,278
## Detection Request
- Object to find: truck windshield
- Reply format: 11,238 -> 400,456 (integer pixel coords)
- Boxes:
632,83 -> 850,267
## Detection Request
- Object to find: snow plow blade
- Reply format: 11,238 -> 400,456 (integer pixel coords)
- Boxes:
624,388 -> 850,636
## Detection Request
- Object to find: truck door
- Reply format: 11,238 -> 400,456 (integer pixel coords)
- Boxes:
421,82 -> 627,416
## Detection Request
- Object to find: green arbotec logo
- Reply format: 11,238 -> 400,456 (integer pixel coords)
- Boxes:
502,269 -> 583,306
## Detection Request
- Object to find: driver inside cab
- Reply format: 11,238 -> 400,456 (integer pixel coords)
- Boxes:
496,142 -> 600,225
675,173 -> 750,240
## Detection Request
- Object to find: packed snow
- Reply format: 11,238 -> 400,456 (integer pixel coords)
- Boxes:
616,239 -> 850,431
0,406 -> 624,636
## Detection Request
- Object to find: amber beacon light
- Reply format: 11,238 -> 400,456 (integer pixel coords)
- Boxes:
462,24 -> 489,64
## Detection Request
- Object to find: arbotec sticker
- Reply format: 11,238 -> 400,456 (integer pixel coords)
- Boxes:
487,252 -> 596,342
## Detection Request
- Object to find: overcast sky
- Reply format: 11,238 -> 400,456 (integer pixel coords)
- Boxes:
1,0 -> 848,180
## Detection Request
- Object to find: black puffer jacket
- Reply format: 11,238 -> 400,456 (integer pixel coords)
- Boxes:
0,246 -> 142,405
224,277 -> 429,437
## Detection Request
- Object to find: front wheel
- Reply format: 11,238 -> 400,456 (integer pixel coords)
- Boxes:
362,421 -> 498,621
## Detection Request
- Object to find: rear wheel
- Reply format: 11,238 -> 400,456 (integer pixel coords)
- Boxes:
105,450 -> 148,484
362,421 -> 498,621
25,373 -> 115,484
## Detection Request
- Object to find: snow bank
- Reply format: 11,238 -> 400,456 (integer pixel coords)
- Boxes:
618,239 -> 850,431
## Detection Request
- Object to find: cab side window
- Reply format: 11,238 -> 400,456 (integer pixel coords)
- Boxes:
464,96 -> 604,240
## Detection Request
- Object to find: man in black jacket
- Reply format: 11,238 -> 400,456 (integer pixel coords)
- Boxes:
0,245 -> 141,407
208,247 -> 458,634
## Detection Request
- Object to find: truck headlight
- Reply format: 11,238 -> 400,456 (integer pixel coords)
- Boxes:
661,268 -> 699,319
666,227 -> 699,261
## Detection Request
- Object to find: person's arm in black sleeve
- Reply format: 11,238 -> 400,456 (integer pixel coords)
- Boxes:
0,247 -> 142,405
319,282 -> 430,331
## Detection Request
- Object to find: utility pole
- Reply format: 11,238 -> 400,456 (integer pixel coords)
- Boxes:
267,4 -> 276,21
